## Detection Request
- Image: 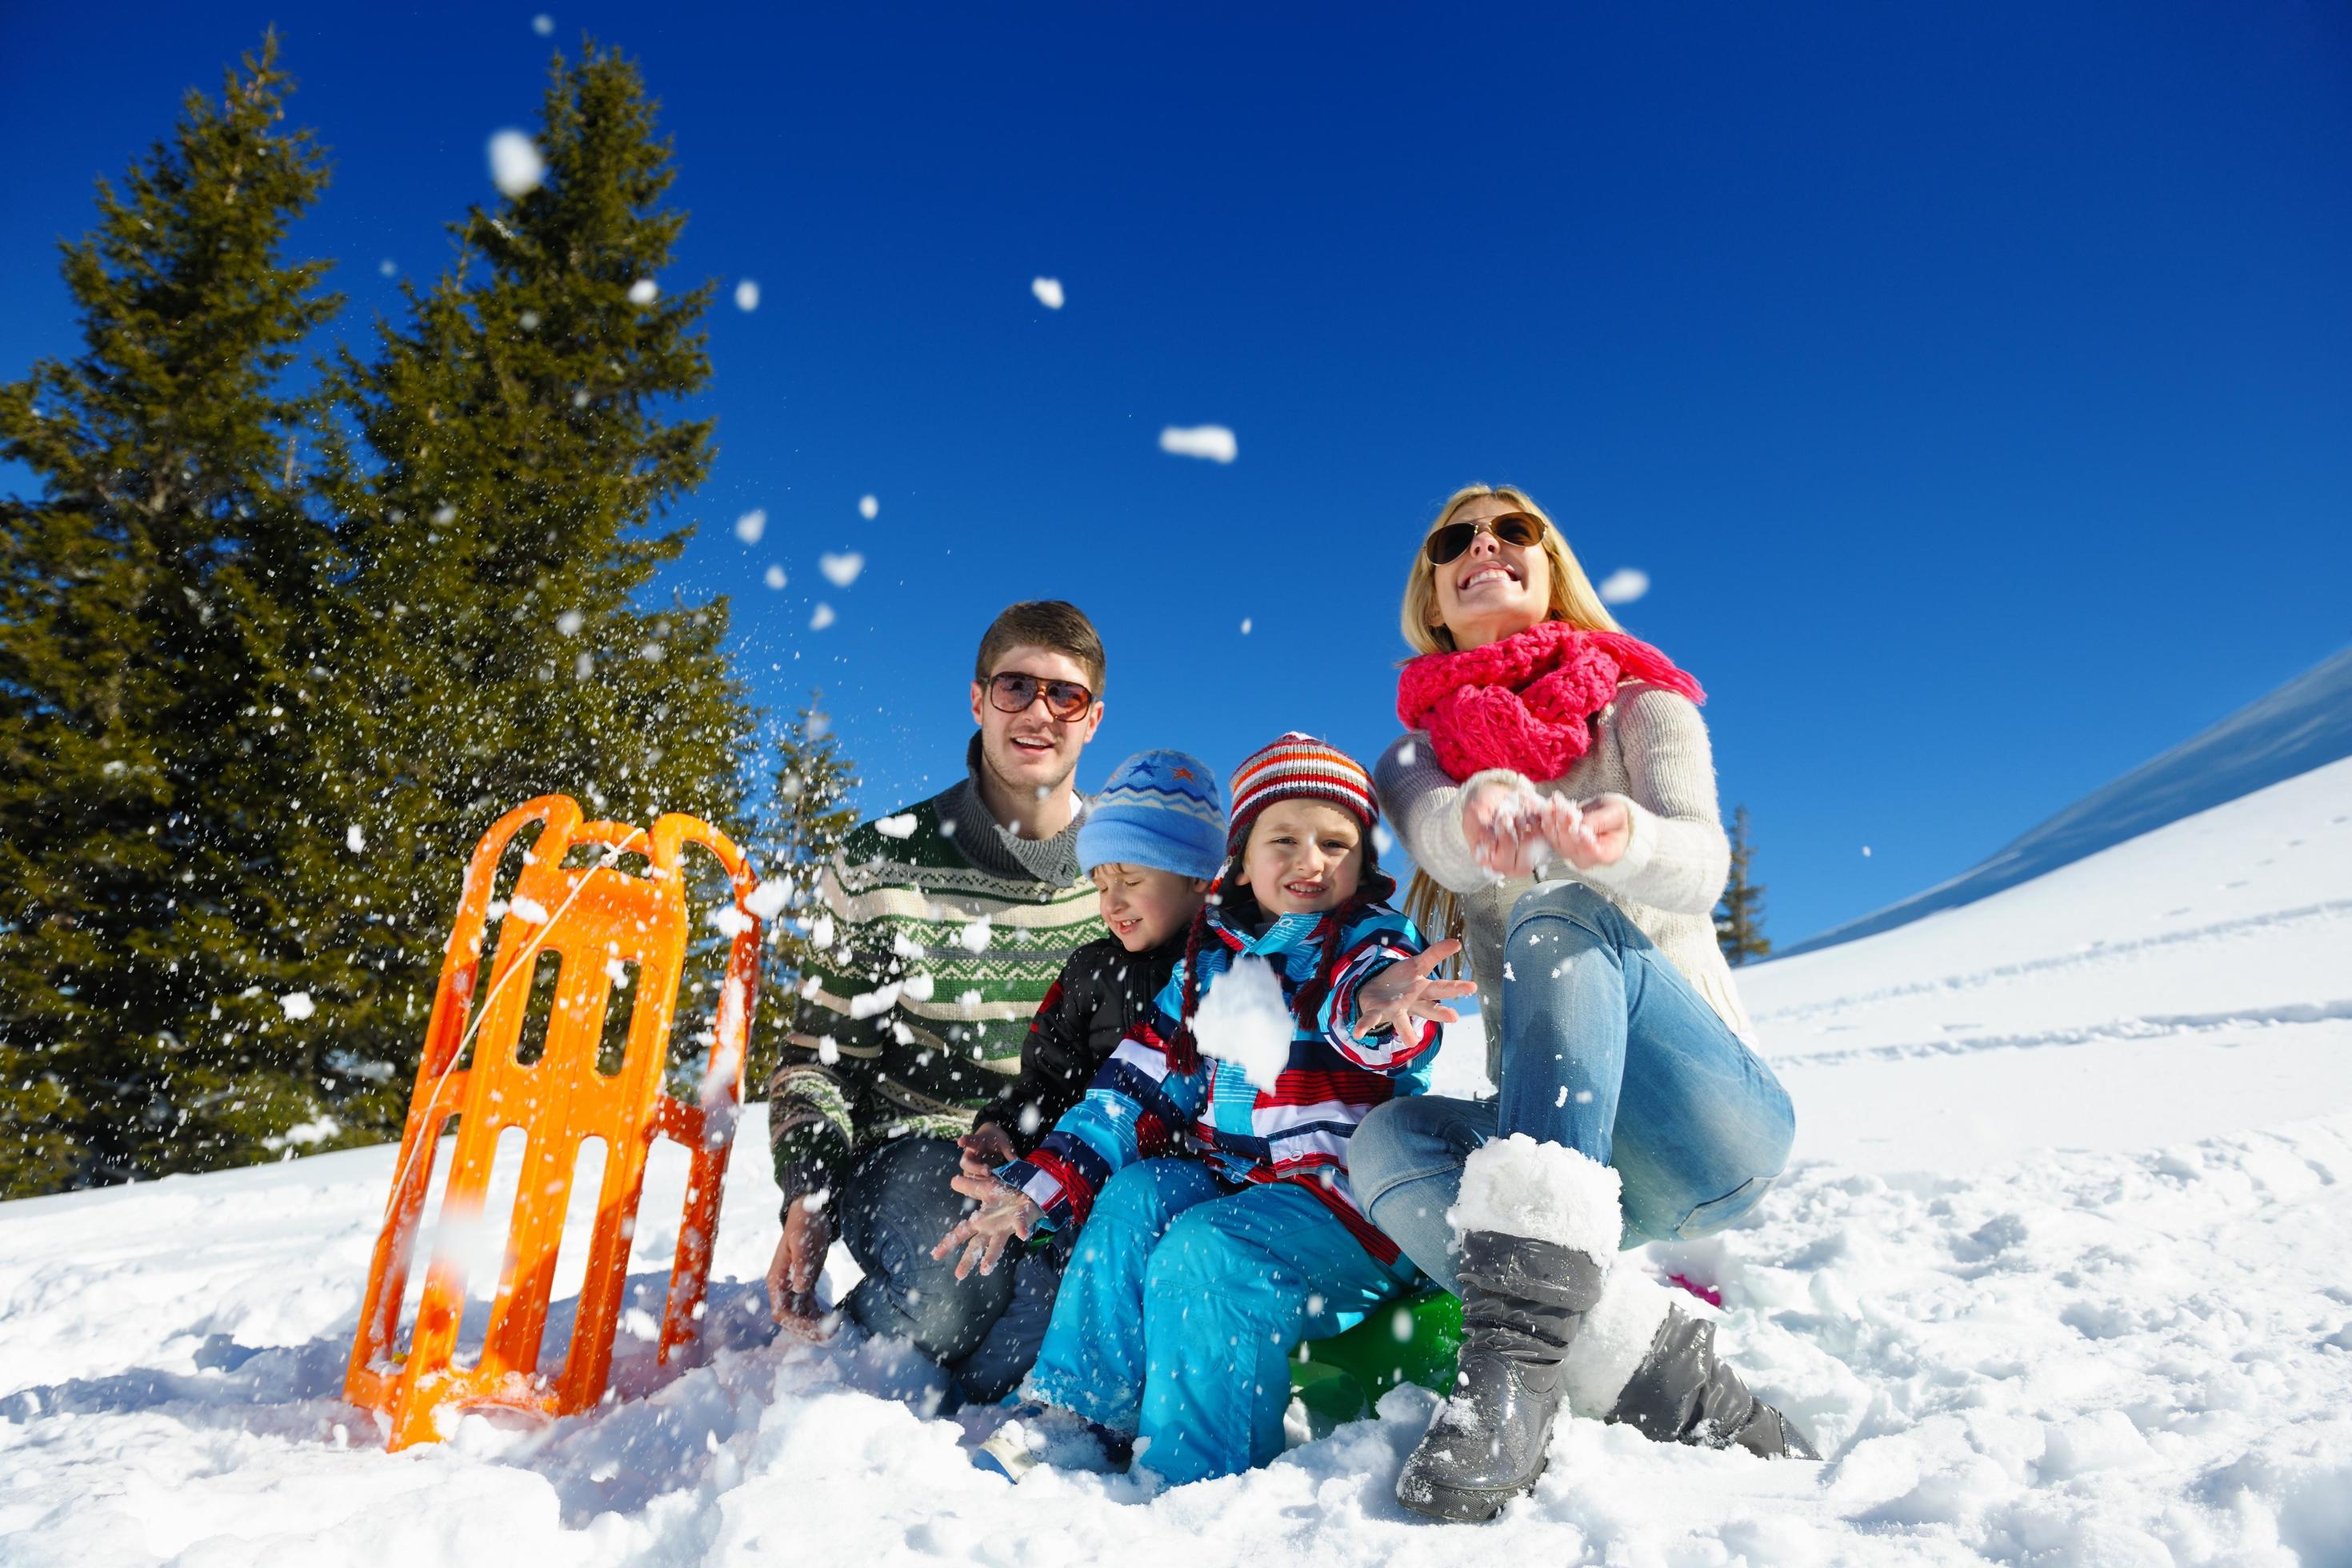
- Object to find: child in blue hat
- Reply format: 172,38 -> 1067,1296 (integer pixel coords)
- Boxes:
921,750 -> 1223,1398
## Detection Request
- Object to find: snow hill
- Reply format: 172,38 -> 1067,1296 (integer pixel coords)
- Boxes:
3,762 -> 2350,1564
1783,643 -> 2352,956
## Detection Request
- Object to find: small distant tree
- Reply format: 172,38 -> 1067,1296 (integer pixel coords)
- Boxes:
1716,806 -> 1771,966
751,698 -> 859,1093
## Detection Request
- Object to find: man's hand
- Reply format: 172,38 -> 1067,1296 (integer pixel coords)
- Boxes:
957,1122 -> 1018,1179
1354,939 -> 1477,1041
930,1172 -> 1044,1281
765,1194 -> 834,1339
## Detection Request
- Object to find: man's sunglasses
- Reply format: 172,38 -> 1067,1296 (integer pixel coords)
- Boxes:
1424,510 -> 1547,565
986,670 -> 1095,722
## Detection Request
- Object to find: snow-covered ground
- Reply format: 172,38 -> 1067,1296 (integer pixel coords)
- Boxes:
4,761 -> 2350,1565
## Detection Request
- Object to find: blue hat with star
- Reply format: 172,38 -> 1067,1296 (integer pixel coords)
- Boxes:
1077,749 -> 1226,881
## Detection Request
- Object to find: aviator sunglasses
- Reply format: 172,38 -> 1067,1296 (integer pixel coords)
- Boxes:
986,670 -> 1095,722
1424,510 -> 1546,565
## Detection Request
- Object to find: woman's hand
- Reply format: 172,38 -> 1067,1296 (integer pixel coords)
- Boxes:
930,1173 -> 1045,1280
957,1122 -> 1018,1179
1462,779 -> 1554,876
1540,795 -> 1631,870
1354,939 -> 1478,1040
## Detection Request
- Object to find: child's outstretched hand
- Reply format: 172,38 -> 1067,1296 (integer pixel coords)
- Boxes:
1354,939 -> 1477,1041
932,1172 -> 1045,1280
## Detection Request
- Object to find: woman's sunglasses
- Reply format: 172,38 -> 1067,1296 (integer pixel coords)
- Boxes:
986,670 -> 1095,722
1424,510 -> 1546,565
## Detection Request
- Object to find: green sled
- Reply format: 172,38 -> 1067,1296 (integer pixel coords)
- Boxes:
1286,1288 -> 1462,1429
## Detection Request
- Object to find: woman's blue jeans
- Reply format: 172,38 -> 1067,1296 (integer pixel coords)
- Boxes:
1350,882 -> 1794,1290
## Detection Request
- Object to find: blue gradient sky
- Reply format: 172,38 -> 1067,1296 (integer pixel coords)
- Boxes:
6,2 -> 2348,943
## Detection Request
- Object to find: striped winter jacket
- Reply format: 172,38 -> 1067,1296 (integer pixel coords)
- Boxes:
996,898 -> 1439,1263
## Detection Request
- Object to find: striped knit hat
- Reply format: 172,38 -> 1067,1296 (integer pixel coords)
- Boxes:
1225,732 -> 1379,851
1077,750 -> 1226,881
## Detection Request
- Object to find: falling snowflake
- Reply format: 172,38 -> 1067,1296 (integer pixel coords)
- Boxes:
1031,277 -> 1065,309
627,278 -> 658,306
486,130 -> 544,197
819,552 -> 865,587
810,603 -> 836,630
279,992 -> 317,1021
858,494 -> 878,520
764,565 -> 786,590
735,509 -> 766,544
1160,425 -> 1237,463
734,278 -> 760,311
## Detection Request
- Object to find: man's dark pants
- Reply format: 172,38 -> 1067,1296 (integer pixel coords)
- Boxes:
835,1135 -> 1062,1406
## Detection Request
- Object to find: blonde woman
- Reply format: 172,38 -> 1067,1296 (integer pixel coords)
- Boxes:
1350,484 -> 1812,1523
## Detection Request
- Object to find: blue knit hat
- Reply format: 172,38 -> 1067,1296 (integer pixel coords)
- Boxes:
1076,750 -> 1226,881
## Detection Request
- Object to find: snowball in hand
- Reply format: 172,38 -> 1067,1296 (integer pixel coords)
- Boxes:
1192,954 -> 1293,1092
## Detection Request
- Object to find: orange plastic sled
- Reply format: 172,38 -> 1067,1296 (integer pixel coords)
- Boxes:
345,794 -> 763,1450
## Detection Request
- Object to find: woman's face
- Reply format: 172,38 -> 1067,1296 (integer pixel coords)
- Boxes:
1427,495 -> 1552,651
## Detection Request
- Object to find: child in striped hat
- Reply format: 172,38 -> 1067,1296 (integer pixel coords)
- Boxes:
946,734 -> 1475,1486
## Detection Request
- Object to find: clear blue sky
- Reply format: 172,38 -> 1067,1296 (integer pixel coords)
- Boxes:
5,2 -> 2348,943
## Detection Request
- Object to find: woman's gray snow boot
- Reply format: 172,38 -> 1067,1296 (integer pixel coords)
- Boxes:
1395,1228 -> 1608,1521
1609,1305 -> 1818,1459
1396,1136 -> 1625,1523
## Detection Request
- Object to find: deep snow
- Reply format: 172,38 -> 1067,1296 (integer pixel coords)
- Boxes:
3,760 -> 2350,1564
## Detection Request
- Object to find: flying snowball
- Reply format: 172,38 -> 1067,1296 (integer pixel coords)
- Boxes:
858,494 -> 878,520
533,13 -> 554,35
486,130 -> 545,197
556,609 -> 584,635
820,551 -> 865,587
1240,617 -> 1253,634
1863,846 -> 1874,858
734,509 -> 766,544
1031,276 -> 1065,310
764,564 -> 786,590
1597,568 -> 1650,606
378,258 -> 396,278
734,278 -> 760,311
810,602 -> 836,630
627,278 -> 658,306
280,991 -> 317,1022
346,824 -> 366,853
1160,424 -> 1237,463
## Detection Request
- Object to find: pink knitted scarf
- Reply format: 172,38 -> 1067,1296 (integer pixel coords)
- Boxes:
1395,619 -> 1706,782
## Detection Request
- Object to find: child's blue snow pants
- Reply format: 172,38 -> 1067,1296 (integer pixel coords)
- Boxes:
1021,1157 -> 1414,1485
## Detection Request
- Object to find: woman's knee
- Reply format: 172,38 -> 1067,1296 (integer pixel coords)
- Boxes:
1672,1170 -> 1781,1239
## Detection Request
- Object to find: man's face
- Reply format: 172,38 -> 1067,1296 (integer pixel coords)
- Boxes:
968,643 -> 1105,810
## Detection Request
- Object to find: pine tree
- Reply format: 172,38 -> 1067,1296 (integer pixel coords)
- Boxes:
0,34 -> 348,1195
1715,805 -> 1772,966
313,40 -> 752,1138
751,698 -> 860,1094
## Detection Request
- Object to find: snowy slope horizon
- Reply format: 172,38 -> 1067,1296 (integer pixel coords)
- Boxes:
3,754 -> 2350,1562
1783,642 -> 2352,957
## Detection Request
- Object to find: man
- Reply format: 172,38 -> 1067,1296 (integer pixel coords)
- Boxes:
765,600 -> 1109,1402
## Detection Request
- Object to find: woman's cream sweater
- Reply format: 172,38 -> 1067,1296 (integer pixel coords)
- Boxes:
1377,681 -> 1755,1083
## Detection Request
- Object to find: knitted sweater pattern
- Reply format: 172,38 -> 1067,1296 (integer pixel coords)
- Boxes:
766,740 -> 1106,1214
1377,682 -> 1754,1083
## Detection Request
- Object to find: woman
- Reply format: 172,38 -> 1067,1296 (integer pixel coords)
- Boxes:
1350,483 -> 1813,1524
